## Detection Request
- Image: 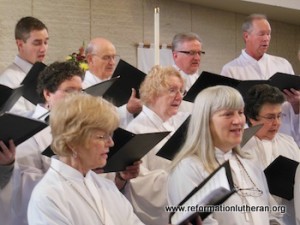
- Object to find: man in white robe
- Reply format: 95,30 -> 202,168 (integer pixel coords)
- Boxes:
0,16 -> 49,114
220,14 -> 300,146
83,37 -> 142,128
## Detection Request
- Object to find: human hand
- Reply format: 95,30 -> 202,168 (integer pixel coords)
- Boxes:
0,140 -> 16,166
119,160 -> 142,180
126,88 -> 142,115
283,88 -> 300,114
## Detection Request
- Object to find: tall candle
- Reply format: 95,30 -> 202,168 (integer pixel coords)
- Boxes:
154,7 -> 160,65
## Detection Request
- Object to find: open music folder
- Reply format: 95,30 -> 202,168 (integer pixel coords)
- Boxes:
103,128 -> 170,172
0,112 -> 48,146
102,59 -> 146,107
0,84 -> 25,114
169,160 -> 235,225
84,76 -> 120,96
183,71 -> 299,103
42,127 -> 170,172
264,155 -> 299,200
21,62 -> 47,105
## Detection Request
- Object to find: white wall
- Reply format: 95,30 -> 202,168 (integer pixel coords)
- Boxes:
0,0 -> 299,74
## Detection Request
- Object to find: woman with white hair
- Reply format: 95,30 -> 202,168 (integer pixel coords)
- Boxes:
168,85 -> 283,225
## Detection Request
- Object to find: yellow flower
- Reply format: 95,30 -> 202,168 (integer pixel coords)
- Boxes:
79,62 -> 89,71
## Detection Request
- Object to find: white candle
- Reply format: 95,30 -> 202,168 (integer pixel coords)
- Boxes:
154,7 -> 160,65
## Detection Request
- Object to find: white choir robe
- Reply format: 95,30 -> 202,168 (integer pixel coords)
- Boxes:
167,149 -> 284,225
242,133 -> 300,225
0,55 -> 36,114
28,157 -> 144,225
125,105 -> 189,225
220,49 -> 300,146
83,70 -> 134,129
0,104 -> 51,225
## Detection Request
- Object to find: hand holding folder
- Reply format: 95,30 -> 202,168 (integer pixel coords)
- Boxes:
169,160 -> 235,225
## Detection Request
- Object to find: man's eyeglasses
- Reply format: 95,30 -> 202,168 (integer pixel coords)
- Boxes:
177,50 -> 205,56
258,113 -> 282,123
92,54 -> 120,61
168,88 -> 187,97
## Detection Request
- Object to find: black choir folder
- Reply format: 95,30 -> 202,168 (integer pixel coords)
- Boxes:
0,85 -> 25,114
157,119 -> 262,161
84,76 -> 120,96
0,112 -> 48,146
103,128 -> 170,172
42,127 -> 170,172
264,155 -> 299,200
156,116 -> 190,161
183,71 -> 299,103
21,62 -> 47,105
169,160 -> 235,225
103,59 -> 146,107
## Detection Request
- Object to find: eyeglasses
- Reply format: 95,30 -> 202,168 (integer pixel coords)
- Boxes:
258,113 -> 281,123
234,185 -> 263,197
92,54 -> 120,61
168,88 -> 187,97
177,50 -> 205,56
96,134 -> 113,142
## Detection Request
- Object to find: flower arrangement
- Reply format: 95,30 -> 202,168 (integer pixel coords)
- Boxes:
66,42 -> 89,71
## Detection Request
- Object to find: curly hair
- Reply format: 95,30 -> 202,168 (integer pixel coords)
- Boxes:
36,61 -> 85,102
244,84 -> 285,126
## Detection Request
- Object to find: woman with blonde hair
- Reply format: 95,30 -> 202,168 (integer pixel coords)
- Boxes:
27,93 -> 144,225
168,85 -> 282,225
125,65 -> 190,225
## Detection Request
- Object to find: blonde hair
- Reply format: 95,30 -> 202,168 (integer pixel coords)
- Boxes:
139,65 -> 184,106
171,86 -> 246,173
50,93 -> 119,156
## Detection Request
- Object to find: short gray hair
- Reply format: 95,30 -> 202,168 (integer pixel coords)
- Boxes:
242,14 -> 268,33
172,32 -> 202,51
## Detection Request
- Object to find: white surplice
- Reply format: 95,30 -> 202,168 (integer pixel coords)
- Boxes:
0,55 -> 36,114
28,157 -> 144,225
242,133 -> 300,225
167,149 -> 284,225
125,105 -> 189,225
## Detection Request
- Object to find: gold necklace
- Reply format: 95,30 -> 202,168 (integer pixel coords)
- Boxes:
50,166 -> 106,225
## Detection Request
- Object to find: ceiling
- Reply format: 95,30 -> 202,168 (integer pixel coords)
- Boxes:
177,0 -> 300,26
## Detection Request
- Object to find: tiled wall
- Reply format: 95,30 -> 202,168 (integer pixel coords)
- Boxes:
0,0 -> 299,74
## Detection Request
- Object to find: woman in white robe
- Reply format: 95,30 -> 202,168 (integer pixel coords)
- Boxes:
243,84 -> 300,225
168,85 -> 283,225
125,65 -> 189,225
28,93 -> 144,225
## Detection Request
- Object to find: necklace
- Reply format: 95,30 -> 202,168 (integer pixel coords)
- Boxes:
50,166 -> 106,225
234,155 -> 263,197
233,154 -> 263,222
